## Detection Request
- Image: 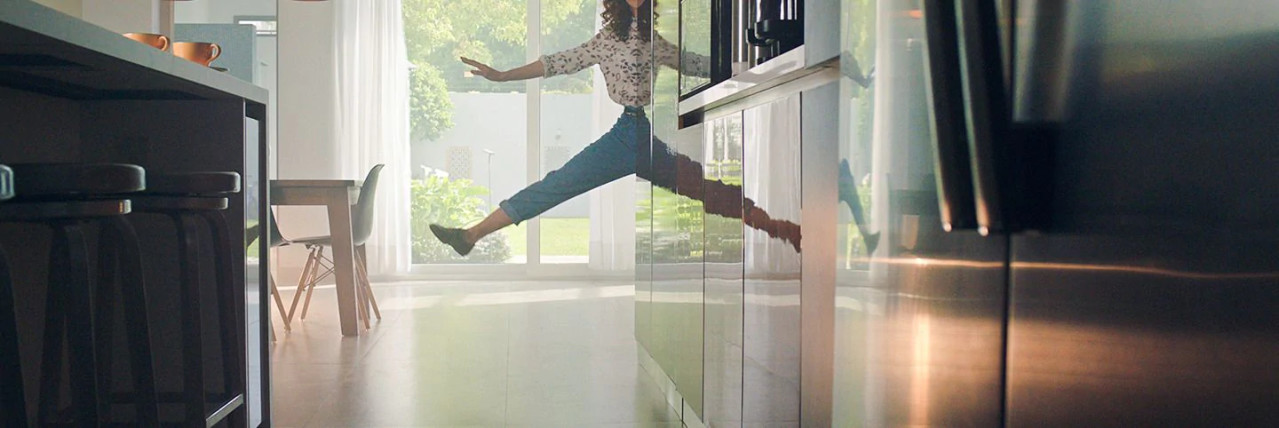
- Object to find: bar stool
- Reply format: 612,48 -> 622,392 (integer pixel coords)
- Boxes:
131,171 -> 243,427
0,163 -> 157,426
0,164 -> 26,426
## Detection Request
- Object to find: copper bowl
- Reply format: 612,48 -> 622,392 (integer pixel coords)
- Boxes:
123,32 -> 170,51
172,42 -> 222,67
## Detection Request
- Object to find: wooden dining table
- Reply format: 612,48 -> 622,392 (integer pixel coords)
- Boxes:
269,179 -> 363,336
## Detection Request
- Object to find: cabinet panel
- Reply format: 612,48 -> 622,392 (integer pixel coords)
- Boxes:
702,113 -> 745,427
742,94 -> 802,426
800,82 -> 841,426
832,0 -> 1008,426
636,177 -> 653,351
1007,2 -> 1279,425
649,0 -> 687,394
673,123 -> 707,415
806,0 -> 840,65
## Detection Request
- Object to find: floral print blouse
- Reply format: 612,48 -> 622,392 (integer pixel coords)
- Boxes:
541,21 -> 709,107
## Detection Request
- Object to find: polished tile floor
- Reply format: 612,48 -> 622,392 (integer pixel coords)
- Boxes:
269,279 -> 682,428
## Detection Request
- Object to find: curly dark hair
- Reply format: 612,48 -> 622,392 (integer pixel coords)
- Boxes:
602,0 -> 653,42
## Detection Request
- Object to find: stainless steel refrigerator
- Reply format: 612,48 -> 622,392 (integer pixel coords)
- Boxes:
833,0 -> 1279,426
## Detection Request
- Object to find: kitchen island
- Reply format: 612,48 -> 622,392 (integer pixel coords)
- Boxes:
0,1 -> 270,426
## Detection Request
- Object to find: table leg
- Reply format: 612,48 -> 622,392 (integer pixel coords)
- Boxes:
326,189 -> 360,337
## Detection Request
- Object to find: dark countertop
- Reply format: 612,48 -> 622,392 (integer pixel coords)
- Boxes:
0,0 -> 268,107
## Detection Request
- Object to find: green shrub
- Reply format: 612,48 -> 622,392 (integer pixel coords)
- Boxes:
410,175 -> 511,263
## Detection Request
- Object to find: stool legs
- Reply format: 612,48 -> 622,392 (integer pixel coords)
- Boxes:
174,214 -> 206,426
201,211 -> 245,428
38,223 -> 99,425
0,245 -> 28,426
94,217 -> 159,426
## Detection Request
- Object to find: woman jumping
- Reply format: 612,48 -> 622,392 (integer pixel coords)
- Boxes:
430,0 -> 800,255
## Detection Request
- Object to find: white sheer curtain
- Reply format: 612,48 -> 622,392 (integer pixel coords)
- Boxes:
333,0 -> 412,276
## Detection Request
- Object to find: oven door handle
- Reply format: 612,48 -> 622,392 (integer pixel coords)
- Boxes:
955,0 -> 1012,235
921,0 -> 978,232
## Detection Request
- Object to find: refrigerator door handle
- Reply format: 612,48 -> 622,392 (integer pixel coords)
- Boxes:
956,0 -> 1012,235
922,0 -> 978,232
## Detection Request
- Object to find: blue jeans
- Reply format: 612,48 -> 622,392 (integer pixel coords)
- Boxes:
499,106 -> 654,224
500,105 -> 749,233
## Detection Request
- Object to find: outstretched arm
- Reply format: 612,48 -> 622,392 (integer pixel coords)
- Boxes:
461,57 -> 546,82
465,31 -> 603,83
655,35 -> 711,78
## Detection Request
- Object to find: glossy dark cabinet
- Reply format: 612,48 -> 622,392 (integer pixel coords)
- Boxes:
832,0 -> 1008,426
830,0 -> 1279,426
1005,1 -> 1279,426
648,0 -> 1279,427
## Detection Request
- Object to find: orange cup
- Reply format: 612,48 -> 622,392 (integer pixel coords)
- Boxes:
123,32 -> 170,51
173,42 -> 222,67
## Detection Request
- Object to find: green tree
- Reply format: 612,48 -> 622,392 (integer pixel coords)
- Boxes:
402,0 -> 598,141
410,64 -> 453,141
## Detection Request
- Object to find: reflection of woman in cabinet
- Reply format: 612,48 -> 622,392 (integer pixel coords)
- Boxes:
431,0 -> 800,255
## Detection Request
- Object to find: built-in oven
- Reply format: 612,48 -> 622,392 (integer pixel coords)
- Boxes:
745,0 -> 803,65
678,0 -> 806,99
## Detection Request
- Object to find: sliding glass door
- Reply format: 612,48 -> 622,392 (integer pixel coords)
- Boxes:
403,0 -> 633,273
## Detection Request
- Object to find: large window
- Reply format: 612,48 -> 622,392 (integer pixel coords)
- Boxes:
404,0 -> 631,270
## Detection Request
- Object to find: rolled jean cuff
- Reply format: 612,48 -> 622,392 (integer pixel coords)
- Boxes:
498,200 -> 525,225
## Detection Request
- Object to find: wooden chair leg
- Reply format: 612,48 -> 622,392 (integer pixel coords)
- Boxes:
356,246 -> 381,321
356,283 -> 370,330
269,274 -> 289,332
0,245 -> 28,426
299,247 -> 323,321
351,253 -> 370,330
286,247 -> 318,325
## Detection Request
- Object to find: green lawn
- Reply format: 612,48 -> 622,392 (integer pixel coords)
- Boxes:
505,217 -> 590,256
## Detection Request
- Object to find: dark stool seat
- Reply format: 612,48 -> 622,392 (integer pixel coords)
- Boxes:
132,171 -> 245,426
0,163 -> 142,223
6,163 -> 144,198
133,172 -> 239,213
0,165 -> 12,201
0,199 -> 131,221
0,164 -> 141,223
0,163 -> 157,426
145,172 -> 241,196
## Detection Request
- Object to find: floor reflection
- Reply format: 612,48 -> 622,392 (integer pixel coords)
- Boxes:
269,280 -> 681,428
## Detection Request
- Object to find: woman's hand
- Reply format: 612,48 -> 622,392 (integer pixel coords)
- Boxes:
461,57 -> 505,82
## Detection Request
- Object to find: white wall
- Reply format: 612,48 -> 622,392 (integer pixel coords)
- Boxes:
80,0 -> 159,34
274,0 -> 340,279
175,0 -> 275,25
32,0 -> 81,17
